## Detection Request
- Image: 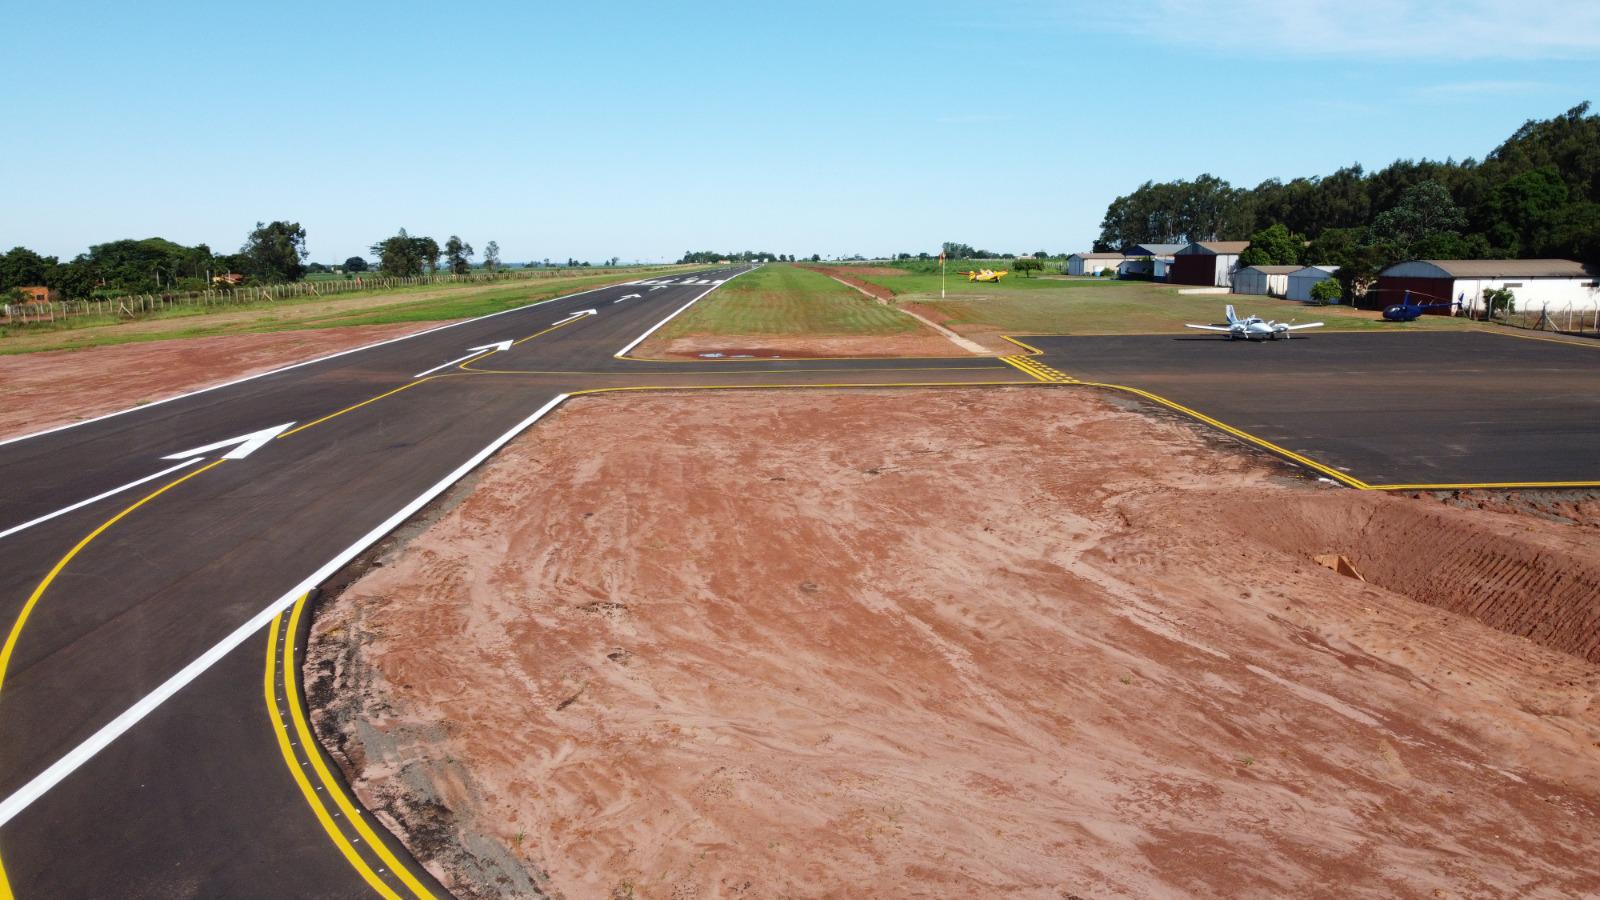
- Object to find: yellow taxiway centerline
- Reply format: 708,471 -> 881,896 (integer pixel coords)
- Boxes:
266,608 -> 403,900
282,595 -> 437,899
0,459 -> 227,693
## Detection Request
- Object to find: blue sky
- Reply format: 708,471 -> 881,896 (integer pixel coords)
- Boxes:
5,1 -> 1598,263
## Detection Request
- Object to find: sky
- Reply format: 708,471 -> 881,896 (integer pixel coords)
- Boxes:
4,1 -> 1599,264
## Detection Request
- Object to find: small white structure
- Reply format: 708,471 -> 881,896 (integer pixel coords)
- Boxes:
1376,259 -> 1600,318
1066,252 -> 1124,276
1232,265 -> 1301,297
1287,265 -> 1339,302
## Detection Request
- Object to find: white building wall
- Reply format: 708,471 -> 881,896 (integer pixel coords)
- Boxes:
1287,268 -> 1337,302
1449,277 -> 1600,317
1068,256 -> 1121,276
1214,255 -> 1240,288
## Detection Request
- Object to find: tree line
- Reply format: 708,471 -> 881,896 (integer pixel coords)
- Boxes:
677,251 -> 784,263
0,224 -> 532,301
1096,102 -> 1600,293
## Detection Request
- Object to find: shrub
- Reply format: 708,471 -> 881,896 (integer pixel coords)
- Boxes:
1483,286 -> 1515,319
1308,278 -> 1343,306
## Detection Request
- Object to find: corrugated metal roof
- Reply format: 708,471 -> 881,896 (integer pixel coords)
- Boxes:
1418,259 -> 1599,278
1241,265 -> 1303,274
1126,243 -> 1186,256
1179,241 -> 1251,255
1293,265 -> 1339,275
1071,252 -> 1125,259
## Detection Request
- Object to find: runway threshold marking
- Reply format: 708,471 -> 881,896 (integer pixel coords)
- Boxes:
0,458 -> 228,693
270,596 -> 436,899
267,606 -> 407,899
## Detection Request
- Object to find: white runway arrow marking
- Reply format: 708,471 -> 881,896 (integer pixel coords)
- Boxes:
412,340 -> 514,378
553,309 -> 597,325
162,423 -> 296,461
648,284 -> 671,291
613,294 -> 642,304
0,458 -> 203,541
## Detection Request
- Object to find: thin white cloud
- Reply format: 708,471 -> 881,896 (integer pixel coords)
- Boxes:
1081,0 -> 1600,60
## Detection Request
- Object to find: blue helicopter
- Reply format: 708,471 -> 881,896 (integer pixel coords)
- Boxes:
1382,290 -> 1457,322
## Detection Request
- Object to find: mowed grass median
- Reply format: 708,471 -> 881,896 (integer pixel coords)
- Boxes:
660,264 -> 921,338
0,266 -> 687,355
834,266 -> 1485,336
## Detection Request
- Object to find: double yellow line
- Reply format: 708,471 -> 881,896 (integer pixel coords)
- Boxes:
265,595 -> 436,899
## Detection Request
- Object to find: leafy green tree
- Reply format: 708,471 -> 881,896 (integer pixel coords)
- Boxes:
1238,223 -> 1306,266
444,235 -> 474,275
1012,257 -> 1044,277
343,256 -> 369,273
0,247 -> 57,290
370,229 -> 439,277
419,237 -> 441,274
1482,286 -> 1516,320
240,221 -> 308,282
1481,166 -> 1569,256
1368,181 -> 1467,255
1308,278 -> 1343,306
483,241 -> 500,271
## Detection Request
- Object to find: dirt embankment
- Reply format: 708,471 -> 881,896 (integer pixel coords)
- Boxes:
0,323 -> 449,440
308,388 -> 1600,899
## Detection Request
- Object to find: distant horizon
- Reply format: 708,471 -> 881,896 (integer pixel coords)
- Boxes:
7,1 -> 1598,263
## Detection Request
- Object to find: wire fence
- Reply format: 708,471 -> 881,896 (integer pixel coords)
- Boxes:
1,266 -> 675,327
1501,303 -> 1600,336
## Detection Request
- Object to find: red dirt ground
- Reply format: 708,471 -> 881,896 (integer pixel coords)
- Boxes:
0,323 -> 451,440
308,388 -> 1600,899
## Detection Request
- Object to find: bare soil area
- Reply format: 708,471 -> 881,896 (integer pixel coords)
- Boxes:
308,388 -> 1600,899
642,333 -> 979,360
0,322 -> 447,439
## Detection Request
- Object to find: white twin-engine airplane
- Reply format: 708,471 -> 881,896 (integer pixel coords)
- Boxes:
1185,304 -> 1324,341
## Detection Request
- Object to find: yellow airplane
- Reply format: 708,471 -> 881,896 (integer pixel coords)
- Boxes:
956,268 -> 1008,283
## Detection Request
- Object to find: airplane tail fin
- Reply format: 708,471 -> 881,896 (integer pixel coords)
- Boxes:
1224,304 -> 1237,324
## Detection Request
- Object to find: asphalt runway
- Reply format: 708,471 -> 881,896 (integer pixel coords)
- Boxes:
3,273 -> 1595,897
1027,330 -> 1600,489
0,266 -> 1031,897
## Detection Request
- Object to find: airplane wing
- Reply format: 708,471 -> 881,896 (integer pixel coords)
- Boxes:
1185,324 -> 1231,332
1285,322 -> 1324,330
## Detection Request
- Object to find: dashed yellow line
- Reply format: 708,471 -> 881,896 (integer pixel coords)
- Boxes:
266,607 -> 403,899
280,595 -> 437,899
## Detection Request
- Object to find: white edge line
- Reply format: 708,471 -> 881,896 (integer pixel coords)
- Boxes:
0,391 -> 573,828
412,350 -> 484,379
613,265 -> 755,358
0,272 -> 695,450
0,458 -> 204,541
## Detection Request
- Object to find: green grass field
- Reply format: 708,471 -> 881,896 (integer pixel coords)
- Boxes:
1,267 -> 686,355
661,264 -> 921,338
834,266 -> 1483,335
